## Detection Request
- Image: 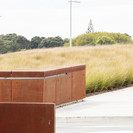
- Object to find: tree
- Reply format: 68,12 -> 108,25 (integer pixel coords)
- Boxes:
0,34 -> 30,52
53,36 -> 64,47
63,38 -> 69,44
30,36 -> 42,49
0,39 -> 8,54
124,33 -> 131,38
86,19 -> 94,33
38,36 -> 64,48
0,34 -> 18,53
97,36 -> 115,45
16,35 -> 30,49
0,33 -> 17,42
38,38 -> 49,48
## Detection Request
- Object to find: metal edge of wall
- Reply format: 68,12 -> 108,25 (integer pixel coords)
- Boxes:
56,66 -> 72,75
0,71 -> 12,77
0,65 -> 86,78
12,70 -> 44,77
72,64 -> 86,72
0,64 -> 86,105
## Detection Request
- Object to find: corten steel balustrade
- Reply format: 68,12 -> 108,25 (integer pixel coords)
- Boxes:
0,103 -> 55,133
0,64 -> 86,105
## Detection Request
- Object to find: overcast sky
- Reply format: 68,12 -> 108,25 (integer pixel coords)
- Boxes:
0,0 -> 133,39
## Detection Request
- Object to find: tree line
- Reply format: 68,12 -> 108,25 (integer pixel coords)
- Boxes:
0,32 -> 133,54
0,33 -> 69,54
64,32 -> 133,46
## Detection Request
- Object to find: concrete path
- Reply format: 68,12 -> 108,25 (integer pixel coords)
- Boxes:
56,86 -> 133,132
56,121 -> 133,133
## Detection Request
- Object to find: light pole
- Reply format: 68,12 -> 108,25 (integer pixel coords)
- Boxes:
69,0 -> 80,48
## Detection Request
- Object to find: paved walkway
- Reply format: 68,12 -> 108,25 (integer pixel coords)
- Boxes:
56,86 -> 133,133
56,121 -> 133,133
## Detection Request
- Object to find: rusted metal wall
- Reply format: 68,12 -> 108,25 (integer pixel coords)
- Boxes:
0,103 -> 55,133
43,77 -> 56,103
0,65 -> 86,105
56,67 -> 72,105
56,73 -> 71,105
43,69 -> 57,103
71,65 -> 86,101
12,71 -> 44,102
0,71 -> 12,102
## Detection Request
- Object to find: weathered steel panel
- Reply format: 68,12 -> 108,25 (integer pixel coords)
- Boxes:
0,65 -> 86,105
72,64 -> 85,72
0,71 -> 12,102
12,79 -> 43,102
56,73 -> 71,105
12,71 -> 44,77
0,103 -> 55,133
56,66 -> 72,75
43,78 -> 56,103
0,80 -> 12,102
44,69 -> 57,77
0,71 -> 11,77
71,70 -> 86,101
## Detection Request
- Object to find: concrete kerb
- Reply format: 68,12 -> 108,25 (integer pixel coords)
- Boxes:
56,99 -> 84,108
56,116 -> 133,123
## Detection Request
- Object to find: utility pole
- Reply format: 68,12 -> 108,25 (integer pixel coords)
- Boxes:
68,0 -> 80,48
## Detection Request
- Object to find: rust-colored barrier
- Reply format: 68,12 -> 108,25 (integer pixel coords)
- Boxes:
56,72 -> 71,105
0,71 -> 12,102
0,64 -> 86,105
0,103 -> 55,133
71,65 -> 86,101
12,71 -> 44,102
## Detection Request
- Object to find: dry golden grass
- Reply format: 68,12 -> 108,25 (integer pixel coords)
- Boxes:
0,44 -> 133,92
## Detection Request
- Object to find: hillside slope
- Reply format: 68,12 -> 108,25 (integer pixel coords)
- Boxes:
0,44 -> 133,92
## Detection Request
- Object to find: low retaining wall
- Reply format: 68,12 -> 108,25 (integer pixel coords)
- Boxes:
0,64 -> 86,105
0,103 -> 55,133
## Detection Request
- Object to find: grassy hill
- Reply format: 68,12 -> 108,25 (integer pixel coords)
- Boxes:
0,44 -> 133,93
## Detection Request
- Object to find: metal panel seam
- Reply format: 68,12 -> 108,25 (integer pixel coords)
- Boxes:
11,71 -> 12,102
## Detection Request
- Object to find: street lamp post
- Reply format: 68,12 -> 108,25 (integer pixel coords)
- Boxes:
69,0 -> 80,48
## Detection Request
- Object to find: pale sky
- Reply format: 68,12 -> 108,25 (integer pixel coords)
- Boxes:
0,0 -> 133,39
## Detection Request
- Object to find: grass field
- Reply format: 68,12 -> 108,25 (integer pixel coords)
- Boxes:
0,44 -> 133,93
